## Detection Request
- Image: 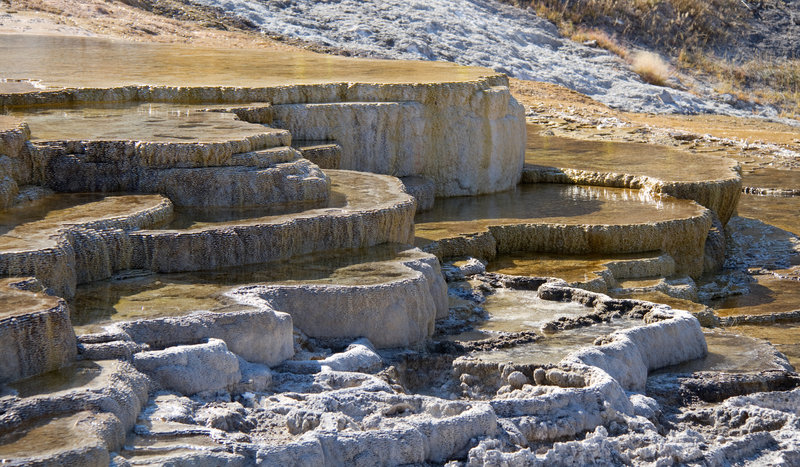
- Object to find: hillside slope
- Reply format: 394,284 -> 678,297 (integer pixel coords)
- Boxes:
187,0 -> 782,117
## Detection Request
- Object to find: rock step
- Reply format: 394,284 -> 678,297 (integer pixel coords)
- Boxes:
0,277 -> 76,384
0,194 -> 173,297
45,148 -> 330,208
0,171 -> 413,298
292,140 -> 341,169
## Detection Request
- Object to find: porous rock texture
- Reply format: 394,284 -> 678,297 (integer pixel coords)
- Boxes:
133,339 -> 242,395
130,170 -> 416,274
120,371 -> 499,466
400,175 -> 436,213
0,117 -> 30,210
0,195 -> 174,298
0,278 -> 76,384
230,248 -> 448,348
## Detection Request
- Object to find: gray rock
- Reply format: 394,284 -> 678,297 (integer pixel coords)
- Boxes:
113,308 -> 294,367
132,339 -> 242,395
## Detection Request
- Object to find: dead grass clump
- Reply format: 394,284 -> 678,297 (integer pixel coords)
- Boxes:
571,28 -> 628,59
631,51 -> 671,86
512,0 -> 748,53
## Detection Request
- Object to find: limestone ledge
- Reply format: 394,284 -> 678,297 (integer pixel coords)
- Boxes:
108,307 -> 294,367
0,195 -> 174,298
0,278 -> 76,384
47,155 -> 330,208
0,360 -> 150,466
2,76 -> 526,197
522,164 -> 742,225
424,208 -> 713,279
29,129 -> 291,169
0,171 -> 414,298
128,170 -> 415,274
228,248 -> 448,348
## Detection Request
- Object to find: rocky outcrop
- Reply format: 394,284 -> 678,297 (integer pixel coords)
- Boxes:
110,308 -> 295,367
400,175 -> 435,213
230,248 -> 448,348
269,87 -> 525,196
0,360 -> 150,465
0,194 -> 173,297
564,306 -> 707,391
3,73 -> 526,198
133,339 -> 242,395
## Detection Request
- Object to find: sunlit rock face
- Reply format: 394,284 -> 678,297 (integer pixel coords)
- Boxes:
269,83 -> 526,196
229,248 -> 448,348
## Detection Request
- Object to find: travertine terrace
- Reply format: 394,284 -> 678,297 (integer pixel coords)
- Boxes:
1,27 -> 797,466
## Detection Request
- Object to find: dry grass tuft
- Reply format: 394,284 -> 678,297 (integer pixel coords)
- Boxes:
571,28 -> 628,59
630,51 -> 672,86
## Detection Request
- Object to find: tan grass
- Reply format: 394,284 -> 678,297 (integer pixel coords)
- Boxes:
630,51 -> 671,86
571,28 -> 628,59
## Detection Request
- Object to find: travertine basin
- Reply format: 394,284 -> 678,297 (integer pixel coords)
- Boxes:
72,244 -> 432,332
9,103 -> 279,144
0,34 -> 495,91
523,126 -> 741,223
415,184 -> 711,277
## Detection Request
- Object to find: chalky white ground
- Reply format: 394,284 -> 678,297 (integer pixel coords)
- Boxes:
194,0 -> 775,116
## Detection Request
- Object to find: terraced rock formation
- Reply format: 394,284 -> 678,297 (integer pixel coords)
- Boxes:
416,184 -> 712,278
523,126 -> 742,225
0,34 -> 526,198
3,26 -> 797,466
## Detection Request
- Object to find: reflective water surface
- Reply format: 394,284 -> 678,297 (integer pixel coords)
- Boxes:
7,103 -> 272,142
0,193 -> 167,251
414,183 -> 703,243
526,125 -> 737,182
0,34 -> 493,91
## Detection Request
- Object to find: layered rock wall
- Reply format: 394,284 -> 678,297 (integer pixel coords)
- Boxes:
0,279 -> 76,383
230,250 -> 448,348
2,76 -> 527,197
